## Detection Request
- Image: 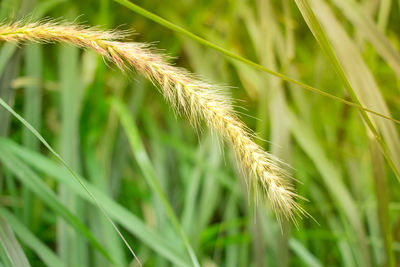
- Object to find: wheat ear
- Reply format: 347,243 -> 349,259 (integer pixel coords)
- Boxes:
0,21 -> 304,221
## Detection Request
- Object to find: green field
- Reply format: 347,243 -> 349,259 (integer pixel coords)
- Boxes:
0,0 -> 399,266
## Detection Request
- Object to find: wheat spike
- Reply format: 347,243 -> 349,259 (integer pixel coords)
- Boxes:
0,20 -> 304,221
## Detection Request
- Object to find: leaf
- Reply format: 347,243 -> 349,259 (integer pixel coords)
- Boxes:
0,138 -> 191,267
294,0 -> 400,184
0,147 -> 115,264
0,217 -> 30,267
330,0 -> 400,78
110,98 -> 200,267
289,238 -> 322,267
0,208 -> 66,267
111,0 -> 400,125
0,98 -> 138,265
369,138 -> 394,266
289,111 -> 371,266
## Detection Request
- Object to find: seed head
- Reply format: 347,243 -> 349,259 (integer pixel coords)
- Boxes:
0,20 -> 305,222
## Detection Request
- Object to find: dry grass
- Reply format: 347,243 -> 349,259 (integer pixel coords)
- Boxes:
0,21 -> 304,222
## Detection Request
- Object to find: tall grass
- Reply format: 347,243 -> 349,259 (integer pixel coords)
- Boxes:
0,0 -> 399,266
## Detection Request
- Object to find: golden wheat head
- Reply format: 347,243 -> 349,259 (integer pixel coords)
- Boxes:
0,20 -> 305,222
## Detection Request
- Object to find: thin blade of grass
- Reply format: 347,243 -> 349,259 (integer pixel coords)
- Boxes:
224,195 -> 241,267
112,0 -> 400,125
0,138 -> 191,267
289,238 -> 322,267
58,42 -> 84,266
294,0 -> 400,183
0,217 -> 30,267
369,137 -> 394,266
377,0 -> 392,31
0,148 -> 115,264
21,44 -> 42,228
0,207 -> 66,267
310,0 -> 400,191
330,0 -> 400,78
110,98 -> 200,267
83,147 -> 127,267
0,44 -> 17,76
196,136 -> 223,240
289,111 -> 371,267
309,184 -> 357,267
0,98 -> 141,266
0,47 -> 20,136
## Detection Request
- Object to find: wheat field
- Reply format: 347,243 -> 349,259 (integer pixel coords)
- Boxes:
0,0 -> 399,266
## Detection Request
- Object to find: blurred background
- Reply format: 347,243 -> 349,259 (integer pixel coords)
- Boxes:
0,0 -> 400,266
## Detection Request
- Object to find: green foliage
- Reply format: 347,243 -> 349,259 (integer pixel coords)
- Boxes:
0,0 -> 400,266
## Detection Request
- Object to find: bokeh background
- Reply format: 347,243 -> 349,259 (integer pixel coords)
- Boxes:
0,0 -> 400,266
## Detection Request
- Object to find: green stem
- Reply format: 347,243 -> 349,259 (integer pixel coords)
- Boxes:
113,0 -> 400,126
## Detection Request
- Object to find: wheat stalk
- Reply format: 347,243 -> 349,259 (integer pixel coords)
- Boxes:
0,20 -> 304,221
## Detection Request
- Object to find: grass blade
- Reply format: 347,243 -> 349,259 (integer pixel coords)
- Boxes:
21,44 -> 42,228
369,138 -> 394,266
0,147 -> 115,264
0,138 -> 191,267
0,47 -> 20,136
58,43 -> 84,266
331,0 -> 400,78
0,217 -> 30,267
289,111 -> 371,266
112,0 -> 400,125
111,98 -> 200,267
289,238 -> 322,267
294,0 -> 400,182
0,97 -> 141,266
0,208 -> 66,267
